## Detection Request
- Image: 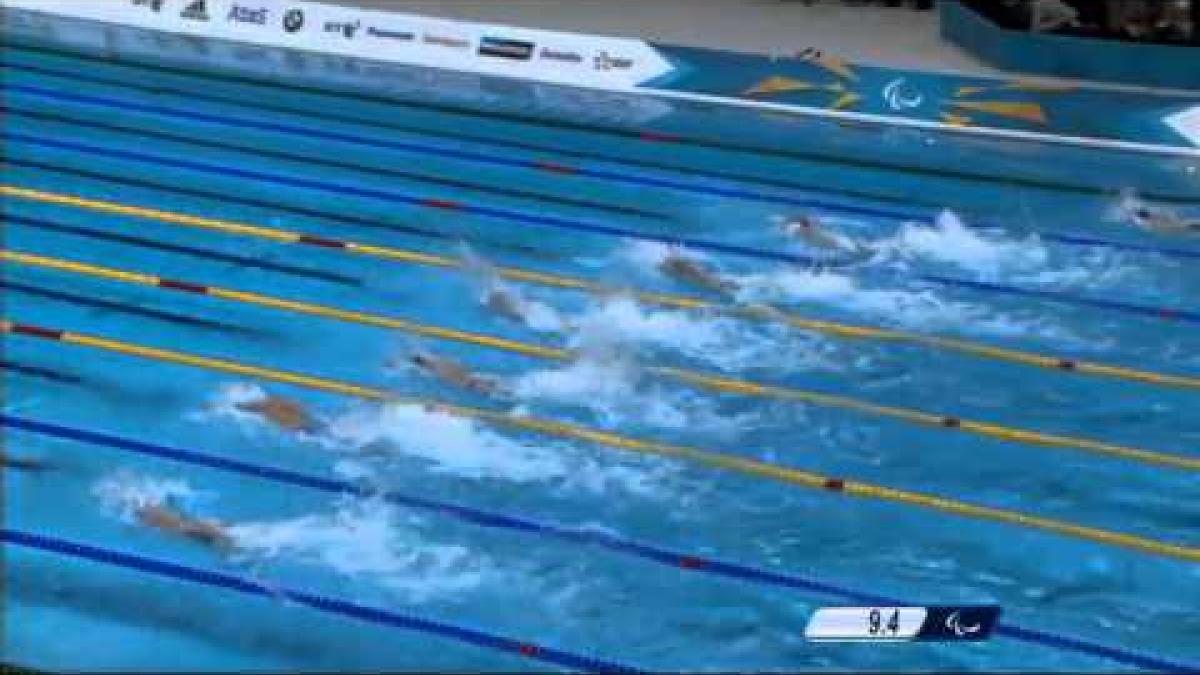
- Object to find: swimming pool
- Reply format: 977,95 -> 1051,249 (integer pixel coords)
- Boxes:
3,24 -> 1200,674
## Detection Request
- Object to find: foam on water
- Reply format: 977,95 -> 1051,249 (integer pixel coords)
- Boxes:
460,243 -> 567,333
878,210 -> 1049,280
618,239 -> 700,270
510,349 -> 753,438
320,401 -> 678,499
564,292 -> 835,374
93,470 -> 210,523
188,382 -> 319,434
320,402 -> 568,483
229,497 -> 490,602
733,266 -> 1032,337
904,211 -> 1151,294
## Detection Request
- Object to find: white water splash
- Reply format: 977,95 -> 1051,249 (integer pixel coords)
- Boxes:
229,497 -> 490,602
510,349 -> 752,438
618,239 -> 691,270
321,402 -> 568,483
877,210 -> 1049,280
734,265 -> 1067,340
190,382 -> 273,429
93,470 -> 209,523
320,401 -> 677,498
460,243 -> 567,333
564,293 -> 833,374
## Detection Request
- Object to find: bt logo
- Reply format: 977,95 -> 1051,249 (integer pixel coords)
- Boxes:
324,20 -> 362,39
283,8 -> 304,33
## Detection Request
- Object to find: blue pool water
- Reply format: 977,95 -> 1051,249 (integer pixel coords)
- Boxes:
3,37 -> 1200,672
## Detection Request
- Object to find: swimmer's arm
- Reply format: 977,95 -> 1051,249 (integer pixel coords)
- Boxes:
1,452 -> 49,472
183,519 -> 235,551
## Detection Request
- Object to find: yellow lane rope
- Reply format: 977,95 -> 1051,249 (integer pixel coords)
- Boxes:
3,318 -> 1197,563
4,184 -> 1199,393
6,249 -> 1199,472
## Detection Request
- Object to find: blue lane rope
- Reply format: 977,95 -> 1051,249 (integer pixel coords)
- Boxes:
8,130 -> 1198,326
1,131 -> 845,268
0,59 -> 941,214
8,76 -> 1200,263
1,529 -> 638,672
6,42 -> 1200,207
8,128 -> 1200,327
2,81 -> 908,221
4,415 -> 1194,673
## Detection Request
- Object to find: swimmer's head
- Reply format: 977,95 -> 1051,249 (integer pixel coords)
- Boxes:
410,353 -> 432,368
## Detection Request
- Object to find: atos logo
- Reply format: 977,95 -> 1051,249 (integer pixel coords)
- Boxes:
227,4 -> 269,25
282,8 -> 304,33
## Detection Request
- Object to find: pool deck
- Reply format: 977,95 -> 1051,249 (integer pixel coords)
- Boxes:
331,0 -> 1198,98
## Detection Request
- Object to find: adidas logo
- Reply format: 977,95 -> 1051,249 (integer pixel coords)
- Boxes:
180,0 -> 210,21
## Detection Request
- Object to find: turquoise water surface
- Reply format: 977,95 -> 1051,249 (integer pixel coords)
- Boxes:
3,38 -> 1200,672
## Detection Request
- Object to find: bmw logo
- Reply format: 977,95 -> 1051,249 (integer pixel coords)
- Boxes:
283,8 -> 304,33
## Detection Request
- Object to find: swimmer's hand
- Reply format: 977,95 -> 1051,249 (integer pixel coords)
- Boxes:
1,454 -> 51,472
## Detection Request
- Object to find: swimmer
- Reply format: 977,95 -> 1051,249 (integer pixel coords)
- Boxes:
1,450 -> 50,472
780,214 -> 873,261
234,393 -> 322,433
782,214 -> 845,251
483,284 -> 530,325
658,247 -> 739,295
1121,192 -> 1200,235
403,351 -> 505,397
136,503 -> 235,552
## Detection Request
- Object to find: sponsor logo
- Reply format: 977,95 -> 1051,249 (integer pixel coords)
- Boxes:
227,4 -> 269,25
131,0 -> 165,12
593,50 -> 633,71
422,33 -> 471,50
324,20 -> 362,39
180,0 -> 210,21
282,8 -> 304,33
478,36 -> 534,61
367,26 -> 415,41
539,48 -> 582,63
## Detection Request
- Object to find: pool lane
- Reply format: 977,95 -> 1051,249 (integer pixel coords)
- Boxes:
5,40 -> 1200,673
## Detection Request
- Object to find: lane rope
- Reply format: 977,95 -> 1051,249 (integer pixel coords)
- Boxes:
1,529 -> 637,672
9,71 -> 1199,262
8,130 -> 1198,323
1,67 -> 929,219
4,318 -> 1198,563
4,212 -> 360,286
6,185 -> 1198,392
2,100 -> 670,223
9,40 -> 1199,203
3,156 -> 564,263
0,57 -> 944,214
2,132 -> 844,268
5,414 -> 1195,673
7,248 -> 1198,472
